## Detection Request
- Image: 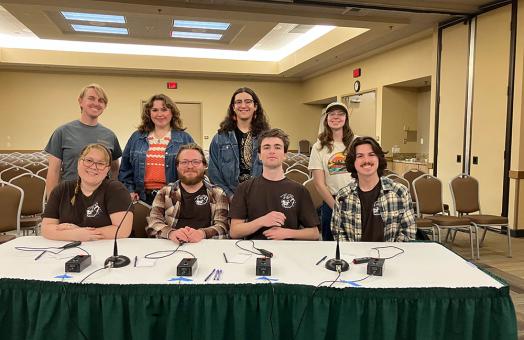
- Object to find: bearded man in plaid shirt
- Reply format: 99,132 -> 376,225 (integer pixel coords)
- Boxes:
331,136 -> 416,242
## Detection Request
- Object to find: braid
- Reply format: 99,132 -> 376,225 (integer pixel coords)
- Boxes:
70,177 -> 81,206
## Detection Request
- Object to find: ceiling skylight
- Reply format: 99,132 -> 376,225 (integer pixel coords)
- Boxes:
71,24 -> 128,35
173,20 -> 230,30
171,31 -> 222,40
61,11 -> 126,24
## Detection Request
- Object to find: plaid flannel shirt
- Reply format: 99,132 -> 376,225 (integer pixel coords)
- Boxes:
146,180 -> 229,239
331,176 -> 416,242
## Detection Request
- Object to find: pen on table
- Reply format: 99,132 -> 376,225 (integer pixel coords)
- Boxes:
223,252 -> 228,263
134,256 -> 137,267
34,250 -> 46,261
205,269 -> 216,282
315,255 -> 327,266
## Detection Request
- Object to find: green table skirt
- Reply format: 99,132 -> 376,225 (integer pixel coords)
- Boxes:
0,278 -> 517,340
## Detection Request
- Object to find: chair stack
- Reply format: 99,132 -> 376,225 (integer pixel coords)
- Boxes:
0,151 -> 49,241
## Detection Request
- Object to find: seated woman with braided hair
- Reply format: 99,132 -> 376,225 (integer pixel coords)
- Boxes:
42,143 -> 133,241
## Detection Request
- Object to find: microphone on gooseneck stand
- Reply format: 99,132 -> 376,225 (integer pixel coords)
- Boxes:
104,200 -> 135,268
325,196 -> 350,273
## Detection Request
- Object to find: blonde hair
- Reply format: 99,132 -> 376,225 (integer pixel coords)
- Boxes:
79,83 -> 108,105
71,143 -> 111,206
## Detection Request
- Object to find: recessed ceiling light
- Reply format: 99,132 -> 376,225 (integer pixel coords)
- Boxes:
71,24 -> 128,35
171,31 -> 222,40
61,11 -> 126,24
173,20 -> 230,30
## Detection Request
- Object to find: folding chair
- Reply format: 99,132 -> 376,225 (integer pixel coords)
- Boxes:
0,182 -> 24,238
9,173 -> 46,236
413,174 -> 475,259
285,169 -> 309,185
133,201 -> 152,238
449,174 -> 511,258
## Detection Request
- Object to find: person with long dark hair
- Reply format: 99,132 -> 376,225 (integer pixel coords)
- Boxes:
208,87 -> 270,198
119,94 -> 194,204
308,102 -> 355,240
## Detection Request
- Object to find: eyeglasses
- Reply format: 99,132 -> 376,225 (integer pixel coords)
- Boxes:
178,159 -> 204,167
234,99 -> 254,106
81,158 -> 109,170
327,110 -> 346,117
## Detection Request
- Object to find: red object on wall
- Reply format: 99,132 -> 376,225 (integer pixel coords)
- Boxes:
353,68 -> 361,78
167,82 -> 178,89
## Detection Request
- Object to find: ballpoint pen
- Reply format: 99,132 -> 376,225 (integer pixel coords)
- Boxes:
205,269 -> 216,282
34,250 -> 46,261
315,255 -> 327,266
134,256 -> 137,267
223,252 -> 228,263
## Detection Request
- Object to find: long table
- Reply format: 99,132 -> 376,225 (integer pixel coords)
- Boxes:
0,237 -> 517,340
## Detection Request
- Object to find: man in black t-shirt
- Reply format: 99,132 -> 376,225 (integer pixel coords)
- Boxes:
331,136 -> 416,242
230,129 -> 320,240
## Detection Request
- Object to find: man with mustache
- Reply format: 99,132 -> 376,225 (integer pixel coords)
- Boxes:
331,136 -> 416,242
146,143 -> 229,243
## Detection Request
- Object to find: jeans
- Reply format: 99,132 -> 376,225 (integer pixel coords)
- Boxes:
320,201 -> 334,241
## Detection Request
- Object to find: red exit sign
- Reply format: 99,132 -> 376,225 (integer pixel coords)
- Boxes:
353,68 -> 361,78
167,82 -> 178,89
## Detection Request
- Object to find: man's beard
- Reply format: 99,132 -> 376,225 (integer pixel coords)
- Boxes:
179,170 -> 205,185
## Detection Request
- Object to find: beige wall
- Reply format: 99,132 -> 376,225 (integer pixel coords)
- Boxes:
301,36 -> 436,153
381,86 -> 419,154
436,22 -> 469,209
0,71 -> 320,151
417,88 -> 431,156
470,6 -> 511,215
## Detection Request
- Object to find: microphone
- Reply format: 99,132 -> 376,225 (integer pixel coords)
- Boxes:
325,196 -> 349,273
104,200 -> 135,268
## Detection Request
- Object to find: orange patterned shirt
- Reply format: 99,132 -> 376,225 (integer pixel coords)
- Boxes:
144,134 -> 170,190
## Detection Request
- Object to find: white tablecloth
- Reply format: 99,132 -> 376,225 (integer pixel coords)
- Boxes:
0,236 -> 503,288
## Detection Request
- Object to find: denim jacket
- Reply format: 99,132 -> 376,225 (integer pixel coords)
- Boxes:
208,130 -> 262,197
118,130 -> 194,201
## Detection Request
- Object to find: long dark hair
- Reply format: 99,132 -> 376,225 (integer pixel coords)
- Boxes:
138,94 -> 185,133
218,87 -> 270,136
345,136 -> 387,179
317,108 -> 354,153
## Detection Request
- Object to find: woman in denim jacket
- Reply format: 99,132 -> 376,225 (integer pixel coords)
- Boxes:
119,94 -> 194,204
208,87 -> 270,199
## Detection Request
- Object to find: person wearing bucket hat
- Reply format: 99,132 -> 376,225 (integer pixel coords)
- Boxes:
308,101 -> 356,241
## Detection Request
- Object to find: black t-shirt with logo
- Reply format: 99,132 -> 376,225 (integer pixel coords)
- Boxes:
358,181 -> 385,242
43,179 -> 132,227
175,184 -> 212,229
230,176 -> 320,240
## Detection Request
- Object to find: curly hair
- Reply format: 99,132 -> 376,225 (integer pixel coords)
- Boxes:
218,87 -> 270,136
317,106 -> 354,153
138,94 -> 185,133
345,136 -> 387,179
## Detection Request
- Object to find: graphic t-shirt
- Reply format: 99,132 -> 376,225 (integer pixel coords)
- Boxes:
230,176 -> 320,239
44,179 -> 132,227
308,141 -> 354,195
175,184 -> 212,229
